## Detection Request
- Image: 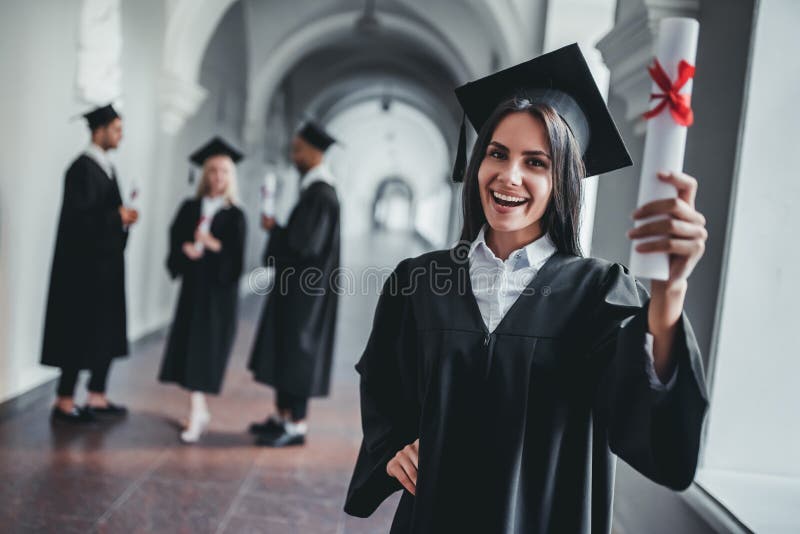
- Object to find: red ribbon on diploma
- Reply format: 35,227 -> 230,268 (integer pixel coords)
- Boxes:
643,59 -> 695,126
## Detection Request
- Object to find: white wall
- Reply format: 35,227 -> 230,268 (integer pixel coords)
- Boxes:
116,0 -> 170,340
0,0 -> 252,404
0,0 -> 175,403
0,0 -> 85,400
694,3 -> 800,531
701,0 -> 800,479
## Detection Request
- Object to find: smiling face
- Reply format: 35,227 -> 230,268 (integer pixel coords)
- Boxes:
477,111 -> 554,241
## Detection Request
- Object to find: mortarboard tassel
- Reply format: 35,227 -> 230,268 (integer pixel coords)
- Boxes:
188,167 -> 196,185
451,112 -> 467,183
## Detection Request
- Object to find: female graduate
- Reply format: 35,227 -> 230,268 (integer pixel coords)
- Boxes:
344,45 -> 709,533
159,137 -> 246,443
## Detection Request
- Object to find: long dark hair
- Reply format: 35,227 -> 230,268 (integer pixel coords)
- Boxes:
459,98 -> 585,257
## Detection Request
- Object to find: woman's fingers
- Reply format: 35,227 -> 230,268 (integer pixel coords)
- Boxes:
633,196 -> 706,226
397,453 -> 418,485
634,237 -> 706,256
406,441 -> 419,469
386,440 -> 421,495
389,461 -> 416,495
387,455 -> 417,495
657,171 -> 698,207
627,217 -> 708,240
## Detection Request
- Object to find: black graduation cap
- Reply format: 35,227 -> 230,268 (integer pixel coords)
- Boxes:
187,136 -> 244,183
451,43 -> 632,182
297,121 -> 337,152
81,104 -> 120,130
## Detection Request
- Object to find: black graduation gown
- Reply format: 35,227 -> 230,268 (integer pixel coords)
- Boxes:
158,199 -> 246,394
41,155 -> 129,370
344,247 -> 708,534
248,180 -> 341,398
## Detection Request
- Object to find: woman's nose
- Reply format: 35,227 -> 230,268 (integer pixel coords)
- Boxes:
498,162 -> 525,186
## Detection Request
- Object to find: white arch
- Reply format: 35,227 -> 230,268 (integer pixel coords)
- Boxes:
243,9 -> 474,146
162,0 -> 237,82
159,0 -> 522,135
464,0 -> 527,64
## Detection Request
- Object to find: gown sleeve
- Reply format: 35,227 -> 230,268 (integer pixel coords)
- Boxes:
266,189 -> 336,264
207,208 -> 246,285
591,262 -> 709,491
345,258 -> 420,517
166,200 -> 192,279
63,160 -> 124,256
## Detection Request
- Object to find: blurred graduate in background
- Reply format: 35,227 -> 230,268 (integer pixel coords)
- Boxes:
41,104 -> 138,424
158,137 -> 247,443
248,121 -> 341,448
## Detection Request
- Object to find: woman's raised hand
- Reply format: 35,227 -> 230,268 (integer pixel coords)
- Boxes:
628,171 -> 708,285
387,439 -> 419,495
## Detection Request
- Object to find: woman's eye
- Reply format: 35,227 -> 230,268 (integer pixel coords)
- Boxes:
488,150 -> 506,159
527,158 -> 546,168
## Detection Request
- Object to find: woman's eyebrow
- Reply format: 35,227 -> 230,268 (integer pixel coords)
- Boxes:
489,140 -> 551,160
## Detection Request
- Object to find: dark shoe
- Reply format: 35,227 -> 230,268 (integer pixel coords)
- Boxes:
50,406 -> 95,424
248,416 -> 284,436
85,402 -> 128,418
255,429 -> 306,448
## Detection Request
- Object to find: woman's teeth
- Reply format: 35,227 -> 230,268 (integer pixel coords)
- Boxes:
492,190 -> 529,207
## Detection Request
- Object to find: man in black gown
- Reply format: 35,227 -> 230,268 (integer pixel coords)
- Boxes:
248,121 -> 341,447
42,104 -> 137,423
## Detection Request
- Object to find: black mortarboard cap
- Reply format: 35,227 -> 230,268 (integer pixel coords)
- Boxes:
298,121 -> 337,152
189,136 -> 244,166
82,104 -> 120,130
187,136 -> 244,183
451,43 -> 632,182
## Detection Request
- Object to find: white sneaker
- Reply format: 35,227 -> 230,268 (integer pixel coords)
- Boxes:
180,411 -> 210,443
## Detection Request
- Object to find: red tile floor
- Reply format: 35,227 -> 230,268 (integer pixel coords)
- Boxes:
0,232 -> 425,533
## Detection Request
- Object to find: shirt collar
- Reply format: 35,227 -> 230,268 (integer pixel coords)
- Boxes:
299,163 -> 335,191
84,143 -> 113,178
202,194 -> 226,210
468,225 -> 557,270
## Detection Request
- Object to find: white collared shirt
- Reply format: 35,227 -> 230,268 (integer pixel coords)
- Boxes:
84,143 -> 114,179
198,195 -> 226,233
467,225 -> 675,390
468,225 -> 557,333
299,163 -> 336,191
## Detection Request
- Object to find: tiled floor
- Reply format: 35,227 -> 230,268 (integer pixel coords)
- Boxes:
0,231 -> 426,533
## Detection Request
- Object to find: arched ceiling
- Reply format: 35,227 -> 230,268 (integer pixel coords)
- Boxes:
160,0 -> 544,137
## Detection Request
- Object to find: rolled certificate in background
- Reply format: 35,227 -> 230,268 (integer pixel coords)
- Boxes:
122,181 -> 139,231
127,183 -> 139,211
195,215 -> 208,253
261,171 -> 277,217
630,17 -> 699,281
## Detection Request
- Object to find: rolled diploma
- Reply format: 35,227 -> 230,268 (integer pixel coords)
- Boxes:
195,215 -> 208,252
127,185 -> 139,210
123,183 -> 138,231
262,171 -> 277,217
629,17 -> 699,281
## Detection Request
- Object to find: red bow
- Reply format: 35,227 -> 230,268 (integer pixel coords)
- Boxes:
643,59 -> 695,126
